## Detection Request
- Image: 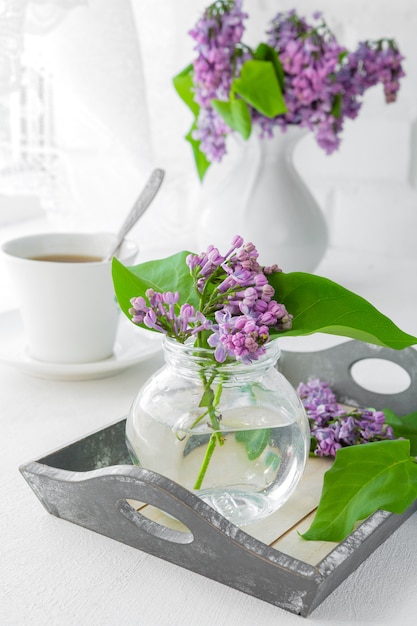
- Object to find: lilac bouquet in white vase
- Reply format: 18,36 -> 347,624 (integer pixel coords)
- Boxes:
174,2 -> 405,270
175,1 -> 404,177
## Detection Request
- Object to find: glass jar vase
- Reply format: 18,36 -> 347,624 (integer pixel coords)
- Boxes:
126,337 -> 310,526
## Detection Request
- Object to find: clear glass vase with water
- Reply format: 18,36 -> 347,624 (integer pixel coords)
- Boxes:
126,337 -> 309,526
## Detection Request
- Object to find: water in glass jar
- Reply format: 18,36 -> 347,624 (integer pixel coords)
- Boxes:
126,406 -> 308,526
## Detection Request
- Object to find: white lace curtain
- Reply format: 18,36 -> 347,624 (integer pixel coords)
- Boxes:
0,1 -> 153,226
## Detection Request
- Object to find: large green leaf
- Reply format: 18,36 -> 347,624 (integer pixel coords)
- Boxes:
173,64 -> 199,116
302,439 -> 417,541
212,98 -> 252,140
270,272 -> 417,349
254,42 -> 285,91
384,408 -> 417,455
112,252 -> 198,328
233,60 -> 287,118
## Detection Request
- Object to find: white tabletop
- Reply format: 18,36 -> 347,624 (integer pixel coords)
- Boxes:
1,216 -> 417,626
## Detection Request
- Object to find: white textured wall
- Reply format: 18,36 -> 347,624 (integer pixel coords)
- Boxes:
132,0 -> 417,258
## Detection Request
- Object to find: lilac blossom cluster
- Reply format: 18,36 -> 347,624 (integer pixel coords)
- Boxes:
129,236 -> 292,364
262,11 -> 405,153
297,378 -> 395,457
129,291 -> 209,343
341,39 -> 405,105
189,3 -> 404,161
189,0 -> 248,162
264,10 -> 347,154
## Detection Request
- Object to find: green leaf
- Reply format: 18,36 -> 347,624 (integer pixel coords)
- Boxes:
331,92 -> 343,119
254,42 -> 285,91
269,272 -> 417,350
384,408 -> 417,455
302,439 -> 417,542
265,450 -> 281,471
173,64 -> 199,116
235,428 -> 271,460
338,50 -> 348,63
185,123 -> 211,181
199,388 -> 215,409
212,98 -> 252,139
233,60 -> 287,118
173,66 -> 211,180
112,251 -> 198,328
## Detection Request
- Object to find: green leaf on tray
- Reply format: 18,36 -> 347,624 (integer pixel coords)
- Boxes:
232,60 -> 287,118
112,252 -> 197,330
302,439 -> 417,542
384,408 -> 417,455
269,272 -> 417,349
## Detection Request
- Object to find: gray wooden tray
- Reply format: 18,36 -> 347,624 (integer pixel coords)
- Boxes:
20,340 -> 417,617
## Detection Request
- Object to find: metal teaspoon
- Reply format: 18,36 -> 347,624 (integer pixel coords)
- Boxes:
103,168 -> 165,261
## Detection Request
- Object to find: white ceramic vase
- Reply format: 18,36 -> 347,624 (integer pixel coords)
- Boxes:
198,126 -> 329,272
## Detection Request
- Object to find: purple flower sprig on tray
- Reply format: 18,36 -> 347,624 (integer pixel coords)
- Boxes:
174,1 -> 405,179
297,378 -> 417,543
298,378 -> 395,457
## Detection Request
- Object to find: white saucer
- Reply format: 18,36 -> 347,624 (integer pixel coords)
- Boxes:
0,309 -> 162,381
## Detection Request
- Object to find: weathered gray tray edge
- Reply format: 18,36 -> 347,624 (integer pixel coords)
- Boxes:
19,340 -> 417,617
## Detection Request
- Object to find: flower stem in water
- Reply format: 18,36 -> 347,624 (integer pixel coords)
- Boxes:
193,370 -> 225,490
193,433 -> 217,490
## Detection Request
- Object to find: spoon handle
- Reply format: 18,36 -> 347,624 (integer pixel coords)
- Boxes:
104,168 -> 165,261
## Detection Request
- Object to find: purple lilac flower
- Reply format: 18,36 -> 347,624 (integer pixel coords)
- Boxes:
342,40 -> 405,105
129,289 -> 210,341
130,235 -> 292,363
207,309 -> 270,363
188,5 -> 405,162
297,378 -> 337,406
265,12 -> 404,154
188,237 -> 292,362
297,378 -> 395,457
191,106 -> 230,162
265,11 -> 348,153
190,0 -> 249,162
314,427 -> 342,457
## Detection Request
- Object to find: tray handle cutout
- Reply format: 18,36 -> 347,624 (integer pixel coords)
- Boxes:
117,498 -> 194,544
280,340 -> 417,414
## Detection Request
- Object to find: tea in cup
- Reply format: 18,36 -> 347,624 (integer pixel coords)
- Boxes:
1,232 -> 137,364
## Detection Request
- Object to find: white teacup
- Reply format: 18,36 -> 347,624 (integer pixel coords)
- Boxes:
1,232 -> 137,364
